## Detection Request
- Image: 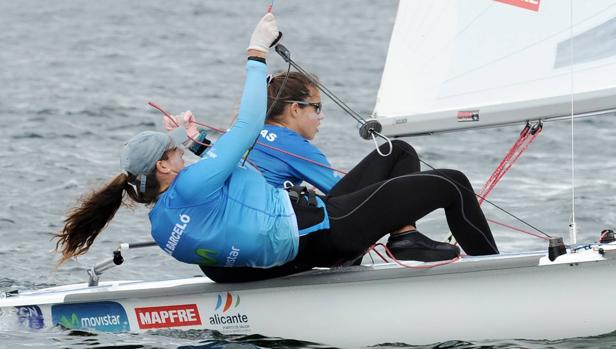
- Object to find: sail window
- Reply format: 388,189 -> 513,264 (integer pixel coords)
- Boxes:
554,17 -> 616,68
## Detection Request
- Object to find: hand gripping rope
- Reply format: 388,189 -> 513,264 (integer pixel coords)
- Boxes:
148,102 -> 348,175
147,26 -> 553,268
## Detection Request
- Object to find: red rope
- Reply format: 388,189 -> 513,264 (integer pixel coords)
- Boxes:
190,120 -> 347,174
255,142 -> 348,175
190,119 -> 348,174
369,243 -> 461,269
487,218 -> 550,241
149,102 -> 548,245
148,101 -> 348,175
148,102 -> 220,149
478,124 -> 542,205
493,131 -> 540,186
474,122 -> 545,242
478,123 -> 531,205
148,101 -> 179,127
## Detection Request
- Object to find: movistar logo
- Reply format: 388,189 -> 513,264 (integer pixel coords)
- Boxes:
215,292 -> 240,313
58,313 -> 79,329
195,248 -> 219,266
51,301 -> 130,332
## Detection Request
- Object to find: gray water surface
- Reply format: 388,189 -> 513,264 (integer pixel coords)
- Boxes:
1,1 -> 615,348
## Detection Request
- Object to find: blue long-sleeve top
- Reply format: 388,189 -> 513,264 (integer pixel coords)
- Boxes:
248,125 -> 342,194
148,60 -> 300,268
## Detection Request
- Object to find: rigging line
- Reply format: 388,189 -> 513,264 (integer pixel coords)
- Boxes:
292,62 -> 366,124
329,172 -> 500,252
478,123 -> 531,203
388,108 -> 616,138
415,156 -> 551,239
569,0 -> 577,243
487,219 -> 550,241
282,56 -> 368,125
149,102 -> 349,175
190,109 -> 542,229
242,61 -> 293,167
370,131 -> 393,157
256,141 -> 348,175
543,108 -> 616,123
148,102 -> 212,148
480,123 -> 542,203
150,103 -> 549,238
371,243 -> 461,269
494,125 -> 541,185
155,100 -> 548,239
206,122 -> 348,174
283,58 -> 362,120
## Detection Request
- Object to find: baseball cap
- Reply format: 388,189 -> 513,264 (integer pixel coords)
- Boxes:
120,131 -> 177,192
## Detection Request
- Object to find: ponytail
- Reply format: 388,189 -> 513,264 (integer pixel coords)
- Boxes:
54,170 -> 162,266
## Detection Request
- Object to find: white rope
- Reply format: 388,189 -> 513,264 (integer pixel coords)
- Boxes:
569,0 -> 577,245
371,131 -> 393,157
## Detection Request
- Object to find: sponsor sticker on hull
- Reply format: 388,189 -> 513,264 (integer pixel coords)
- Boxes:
135,304 -> 202,329
457,110 -> 480,122
210,292 -> 251,334
495,0 -> 540,12
16,305 -> 44,329
51,301 -> 129,332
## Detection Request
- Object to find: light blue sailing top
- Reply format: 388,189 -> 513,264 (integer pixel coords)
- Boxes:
148,60 -> 300,268
249,125 -> 342,194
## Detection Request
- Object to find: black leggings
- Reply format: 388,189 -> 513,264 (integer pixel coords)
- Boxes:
317,169 -> 498,261
202,141 -> 498,282
329,140 -> 420,196
328,140 -> 420,226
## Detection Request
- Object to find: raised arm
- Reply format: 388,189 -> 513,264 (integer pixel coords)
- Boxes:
176,13 -> 279,200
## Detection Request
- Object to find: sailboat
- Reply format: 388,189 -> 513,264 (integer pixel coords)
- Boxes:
2,0 -> 616,346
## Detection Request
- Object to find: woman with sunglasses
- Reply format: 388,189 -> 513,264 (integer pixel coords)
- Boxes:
55,13 -> 498,284
245,72 -> 462,263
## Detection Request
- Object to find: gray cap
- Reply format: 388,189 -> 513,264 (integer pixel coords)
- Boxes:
120,131 -> 176,192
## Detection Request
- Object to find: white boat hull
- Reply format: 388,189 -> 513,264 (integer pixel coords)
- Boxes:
3,246 -> 616,346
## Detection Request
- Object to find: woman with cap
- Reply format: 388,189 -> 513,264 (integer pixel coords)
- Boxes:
56,13 -> 498,283
165,72 -> 461,263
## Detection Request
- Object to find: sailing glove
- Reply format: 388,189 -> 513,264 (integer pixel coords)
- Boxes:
247,13 -> 279,53
163,111 -> 199,139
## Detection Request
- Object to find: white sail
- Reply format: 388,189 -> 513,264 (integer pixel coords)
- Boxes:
373,0 -> 616,136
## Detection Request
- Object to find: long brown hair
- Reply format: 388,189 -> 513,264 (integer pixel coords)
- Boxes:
267,71 -> 318,121
54,150 -> 172,266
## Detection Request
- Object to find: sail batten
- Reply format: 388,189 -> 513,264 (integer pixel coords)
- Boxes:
373,0 -> 616,137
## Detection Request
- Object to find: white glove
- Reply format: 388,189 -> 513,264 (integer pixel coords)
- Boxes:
247,13 -> 279,53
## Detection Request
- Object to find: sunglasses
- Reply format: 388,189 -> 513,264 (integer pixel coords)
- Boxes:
284,100 -> 322,115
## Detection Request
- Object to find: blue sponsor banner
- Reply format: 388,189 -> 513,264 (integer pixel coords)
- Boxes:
16,305 -> 44,329
51,301 -> 129,332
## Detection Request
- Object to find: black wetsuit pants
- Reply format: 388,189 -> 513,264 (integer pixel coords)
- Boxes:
201,141 -> 498,283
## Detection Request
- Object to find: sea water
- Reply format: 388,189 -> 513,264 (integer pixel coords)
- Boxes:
1,0 -> 615,348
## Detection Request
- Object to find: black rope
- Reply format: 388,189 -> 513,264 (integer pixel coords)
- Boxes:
275,44 -> 368,125
242,60 -> 293,167
273,44 -> 552,239
417,154 -> 552,239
